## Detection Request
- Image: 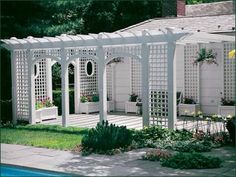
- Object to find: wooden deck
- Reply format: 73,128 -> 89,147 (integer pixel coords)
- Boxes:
40,112 -> 225,133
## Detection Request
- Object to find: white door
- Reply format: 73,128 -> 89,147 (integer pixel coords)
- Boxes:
113,58 -> 131,111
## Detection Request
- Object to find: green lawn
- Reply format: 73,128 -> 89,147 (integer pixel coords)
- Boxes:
0,124 -> 88,150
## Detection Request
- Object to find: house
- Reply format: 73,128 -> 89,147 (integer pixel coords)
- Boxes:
1,1 -> 235,128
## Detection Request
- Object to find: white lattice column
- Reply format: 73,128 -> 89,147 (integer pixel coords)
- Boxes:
74,59 -> 80,113
28,50 -> 36,124
11,51 -> 17,124
97,46 -> 107,123
46,59 -> 53,101
141,41 -> 150,127
61,50 -> 69,127
167,31 -> 177,130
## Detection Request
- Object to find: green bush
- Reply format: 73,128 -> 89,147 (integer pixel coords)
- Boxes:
161,152 -> 222,169
172,140 -> 212,152
133,126 -> 193,148
53,89 -> 74,115
81,121 -> 133,154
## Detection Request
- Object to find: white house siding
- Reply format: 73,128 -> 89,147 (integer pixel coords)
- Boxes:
113,58 -> 131,111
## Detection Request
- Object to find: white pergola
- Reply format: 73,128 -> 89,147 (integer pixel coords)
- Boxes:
1,28 -> 235,129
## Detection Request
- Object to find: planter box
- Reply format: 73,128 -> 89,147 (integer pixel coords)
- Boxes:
80,101 -> 114,114
107,101 -> 114,112
178,104 -> 200,116
35,106 -> 58,122
125,101 -> 138,114
218,106 -> 235,117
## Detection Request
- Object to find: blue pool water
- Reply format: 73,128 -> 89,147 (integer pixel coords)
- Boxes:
0,164 -> 73,176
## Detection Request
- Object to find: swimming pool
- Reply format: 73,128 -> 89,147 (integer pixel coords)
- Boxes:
0,164 -> 73,176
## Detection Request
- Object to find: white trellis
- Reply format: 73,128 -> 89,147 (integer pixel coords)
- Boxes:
2,29 -> 235,129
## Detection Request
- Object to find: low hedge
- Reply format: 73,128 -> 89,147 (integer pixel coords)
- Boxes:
161,152 -> 222,169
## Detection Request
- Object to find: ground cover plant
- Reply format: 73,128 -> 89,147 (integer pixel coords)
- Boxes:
0,124 -> 88,150
161,152 -> 222,169
81,120 -> 133,155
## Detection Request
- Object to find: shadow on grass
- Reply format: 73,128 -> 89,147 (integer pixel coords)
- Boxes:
3,124 -> 89,135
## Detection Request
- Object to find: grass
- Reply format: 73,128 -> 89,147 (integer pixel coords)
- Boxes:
0,124 -> 88,150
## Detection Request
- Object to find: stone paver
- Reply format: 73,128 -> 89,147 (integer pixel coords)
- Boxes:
1,143 -> 236,176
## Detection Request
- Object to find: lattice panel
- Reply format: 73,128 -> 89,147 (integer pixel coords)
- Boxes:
131,59 -> 142,98
35,59 -> 47,102
223,42 -> 235,101
67,47 -> 98,96
149,44 -> 168,128
66,47 -> 98,97
32,49 -> 61,60
184,44 -> 199,103
15,50 -> 29,119
106,65 -> 113,101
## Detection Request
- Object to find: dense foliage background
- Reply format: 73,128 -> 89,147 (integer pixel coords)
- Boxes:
0,0 -> 227,123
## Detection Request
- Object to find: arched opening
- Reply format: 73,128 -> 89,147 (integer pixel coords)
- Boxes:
34,58 -> 61,122
106,55 -> 142,116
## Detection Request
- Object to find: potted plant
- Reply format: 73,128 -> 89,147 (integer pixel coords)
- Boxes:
218,98 -> 235,117
35,97 -> 58,122
193,48 -> 217,65
79,95 -> 114,114
125,93 -> 139,114
178,97 -> 200,116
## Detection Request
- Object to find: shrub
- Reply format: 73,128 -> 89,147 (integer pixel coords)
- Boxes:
183,97 -> 196,104
169,129 -> 193,141
92,95 -> 99,102
133,126 -> 193,148
133,126 -> 169,148
221,98 -> 235,106
129,93 -> 138,102
142,148 -> 172,161
161,152 -> 222,169
81,121 -> 133,154
172,140 -> 212,152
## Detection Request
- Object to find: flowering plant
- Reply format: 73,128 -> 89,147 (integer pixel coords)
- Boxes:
35,97 -> 54,110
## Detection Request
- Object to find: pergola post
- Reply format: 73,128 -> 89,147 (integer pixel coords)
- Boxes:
46,59 -> 53,101
97,46 -> 107,123
28,50 -> 36,124
74,59 -> 80,113
61,49 -> 69,127
166,30 -> 177,130
141,38 -> 150,127
11,51 -> 17,124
